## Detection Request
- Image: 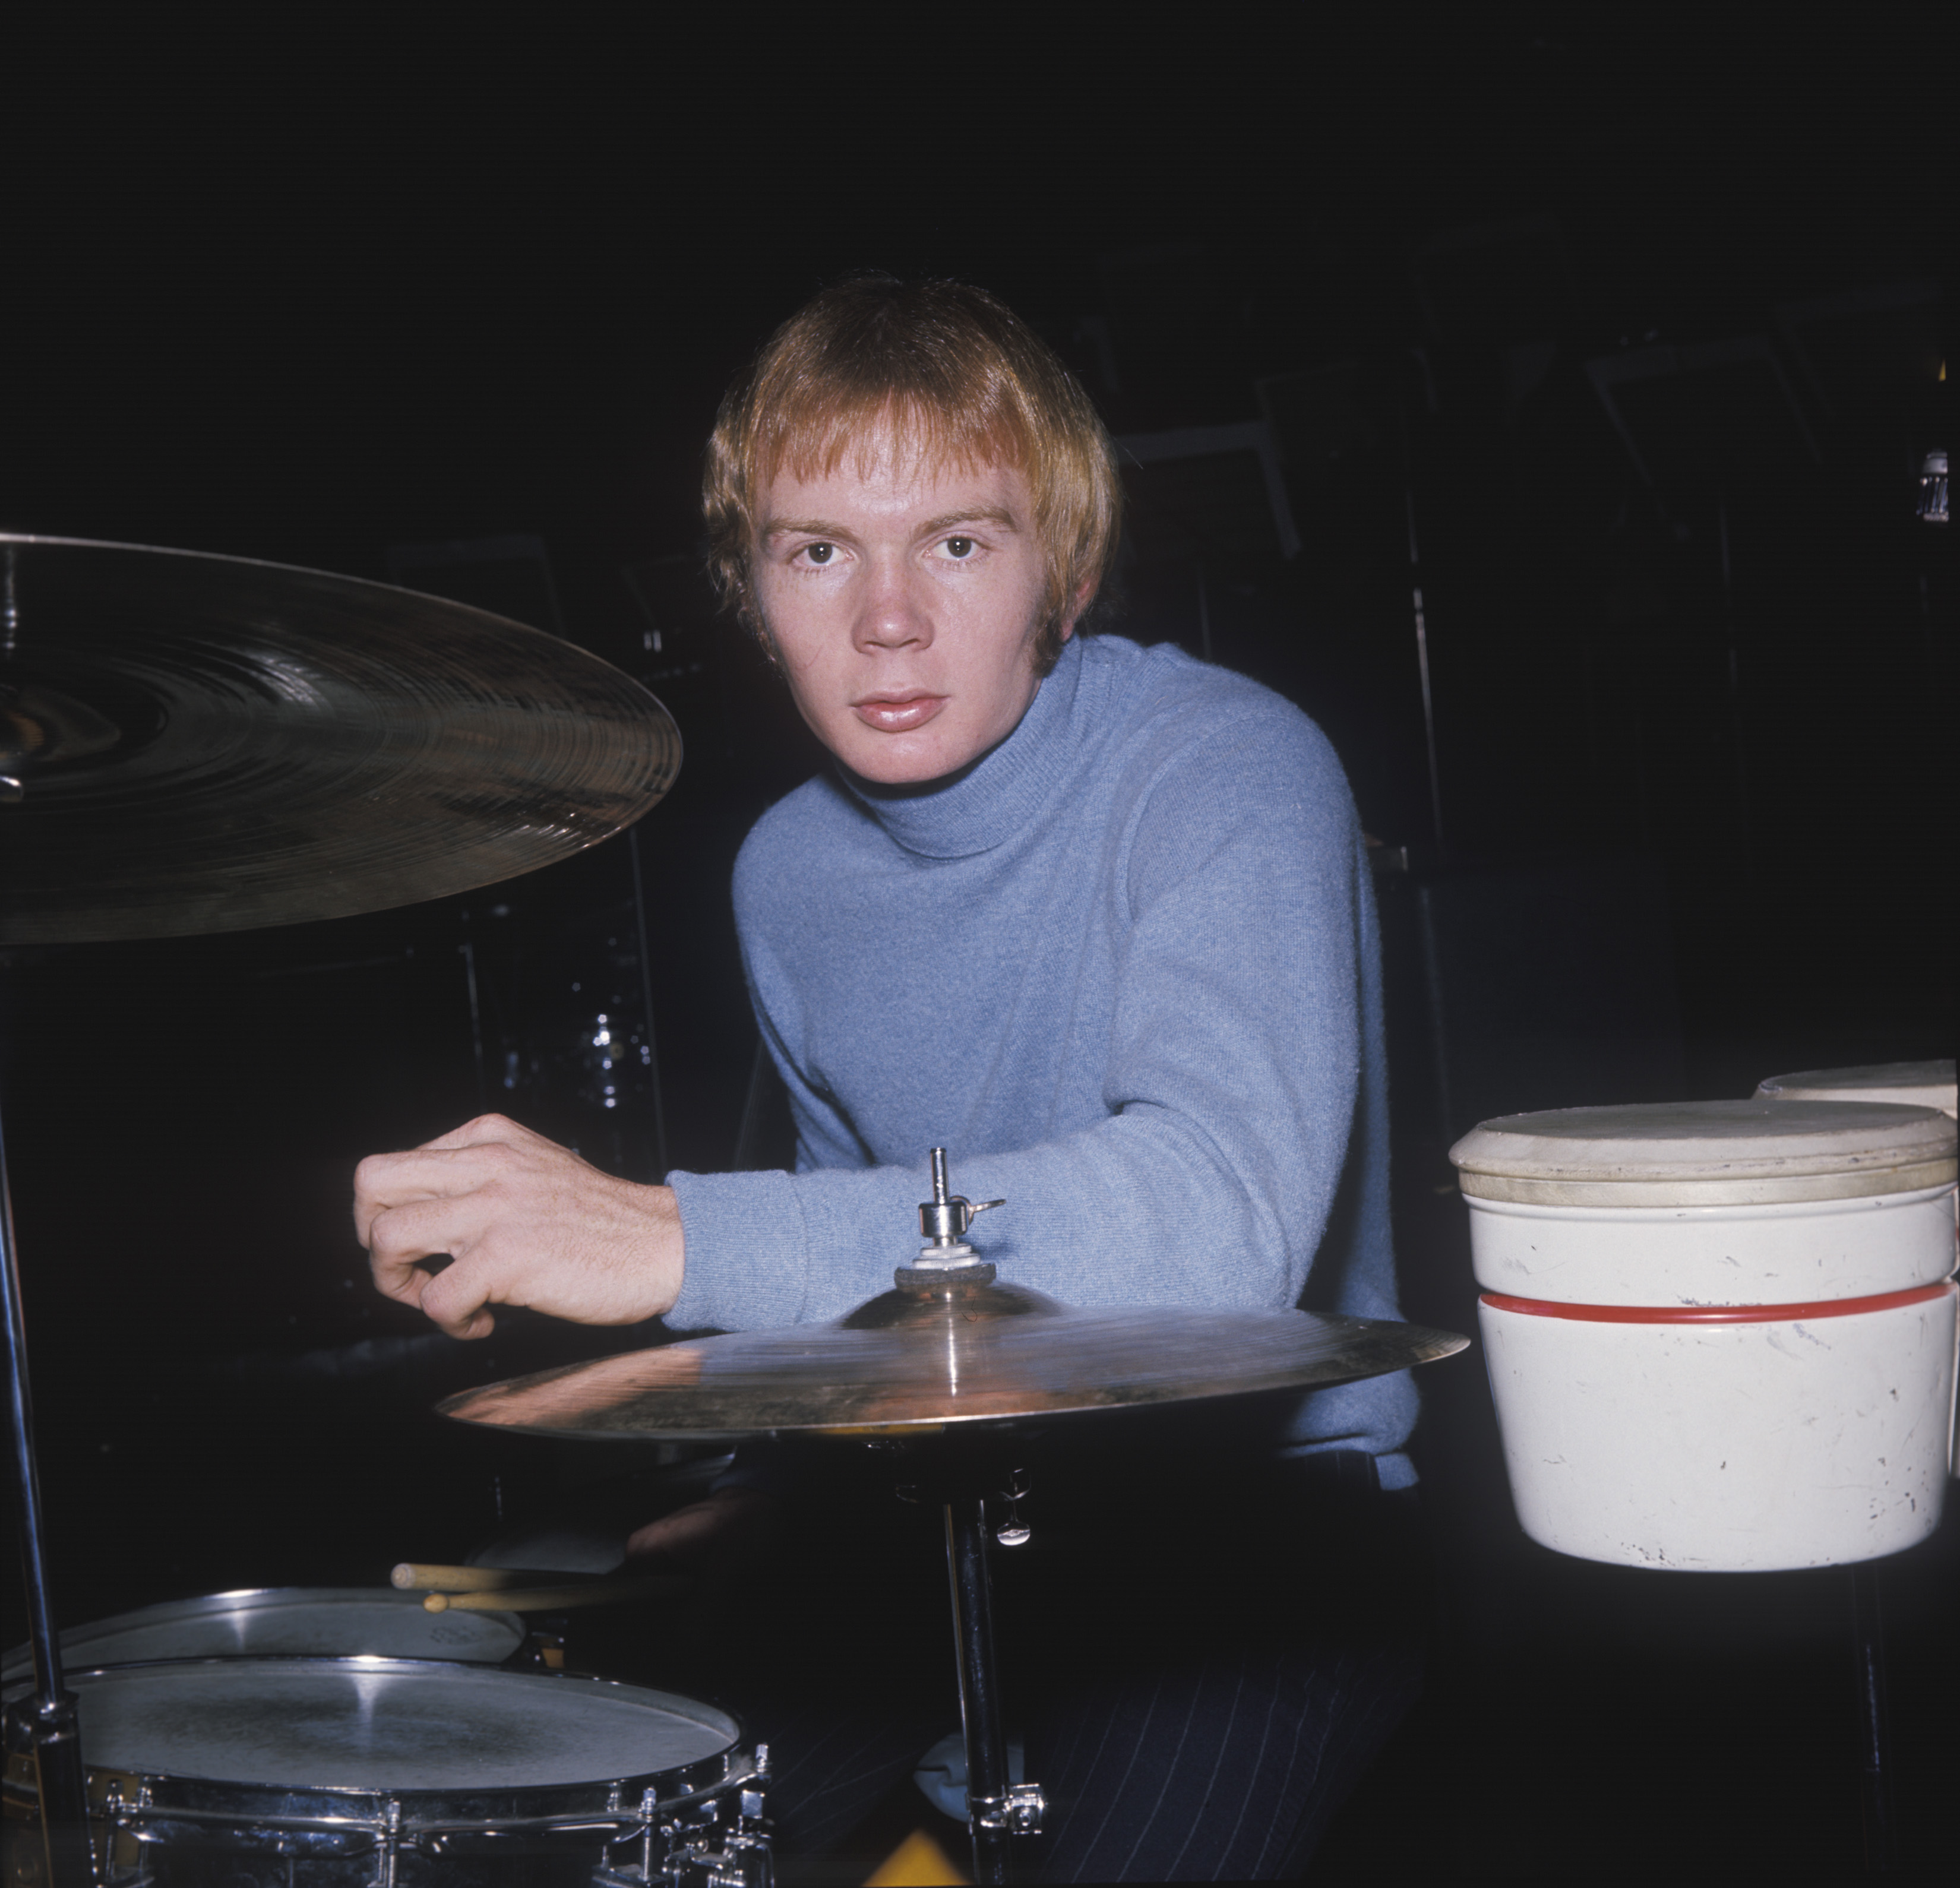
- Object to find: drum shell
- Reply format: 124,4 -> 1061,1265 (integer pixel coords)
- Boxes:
1750,1067 -> 1960,1479
1478,1284 -> 1955,1570
2,1658 -> 751,1888
1463,1184 -> 1958,1307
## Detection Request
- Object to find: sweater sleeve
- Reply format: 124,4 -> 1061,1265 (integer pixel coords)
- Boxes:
664,706 -> 1380,1334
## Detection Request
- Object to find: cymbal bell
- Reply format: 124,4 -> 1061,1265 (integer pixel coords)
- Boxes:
0,535 -> 680,944
438,1273 -> 1471,1440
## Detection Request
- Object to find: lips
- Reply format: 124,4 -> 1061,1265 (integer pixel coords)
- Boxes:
851,693 -> 947,733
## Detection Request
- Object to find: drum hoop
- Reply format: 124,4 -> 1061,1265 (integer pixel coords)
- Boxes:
1458,1157 -> 1956,1207
97,1760 -> 768,1851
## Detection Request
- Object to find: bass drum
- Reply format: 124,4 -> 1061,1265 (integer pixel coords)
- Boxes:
2,1657 -> 769,1887
1,1589 -> 525,1686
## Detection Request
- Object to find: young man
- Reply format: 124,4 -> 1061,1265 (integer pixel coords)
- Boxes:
356,277 -> 1421,1878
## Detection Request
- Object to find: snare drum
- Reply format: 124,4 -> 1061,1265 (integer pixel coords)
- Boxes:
2,1657 -> 768,1886
2,1589 -> 524,1690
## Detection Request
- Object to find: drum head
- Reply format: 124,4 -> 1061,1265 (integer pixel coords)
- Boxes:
45,1658 -> 738,1792
1,1589 -> 523,1685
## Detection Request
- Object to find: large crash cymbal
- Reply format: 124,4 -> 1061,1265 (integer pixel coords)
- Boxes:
0,535 -> 680,944
438,1273 -> 1470,1440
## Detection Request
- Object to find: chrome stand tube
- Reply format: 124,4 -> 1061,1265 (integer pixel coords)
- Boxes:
943,1497 -> 1012,1887
1,1094 -> 94,1884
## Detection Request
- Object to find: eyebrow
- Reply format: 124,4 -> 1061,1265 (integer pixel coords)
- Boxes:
918,505 -> 1020,537
761,505 -> 1022,545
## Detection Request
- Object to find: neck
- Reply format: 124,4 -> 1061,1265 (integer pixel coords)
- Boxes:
833,635 -> 1088,859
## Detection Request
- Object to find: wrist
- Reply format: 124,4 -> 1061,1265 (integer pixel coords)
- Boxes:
636,1181 -> 686,1321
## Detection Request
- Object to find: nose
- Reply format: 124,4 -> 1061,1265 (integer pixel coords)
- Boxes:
852,554 -> 933,654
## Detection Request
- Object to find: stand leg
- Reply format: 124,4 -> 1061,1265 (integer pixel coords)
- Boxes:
1,1097 -> 95,1886
1848,1561 -> 1895,1873
943,1498 -> 1012,1887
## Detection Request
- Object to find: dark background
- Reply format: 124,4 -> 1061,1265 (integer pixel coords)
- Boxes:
3,13 -> 1956,1882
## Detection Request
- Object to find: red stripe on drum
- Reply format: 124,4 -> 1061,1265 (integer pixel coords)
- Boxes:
1478,1282 -> 1955,1324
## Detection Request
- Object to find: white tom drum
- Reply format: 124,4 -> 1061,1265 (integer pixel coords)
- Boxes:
1,1657 -> 768,1886
1451,1099 -> 1958,1571
1753,1061 -> 1960,1479
1754,1058 -> 1958,1118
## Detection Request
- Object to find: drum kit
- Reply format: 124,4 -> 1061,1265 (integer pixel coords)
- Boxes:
0,536 -> 1469,1887
8,532 -> 1950,1883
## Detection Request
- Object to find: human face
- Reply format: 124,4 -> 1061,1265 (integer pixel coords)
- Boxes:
752,437 -> 1065,786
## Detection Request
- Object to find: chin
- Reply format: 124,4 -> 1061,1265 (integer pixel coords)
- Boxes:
848,752 -> 959,787
833,729 -> 974,787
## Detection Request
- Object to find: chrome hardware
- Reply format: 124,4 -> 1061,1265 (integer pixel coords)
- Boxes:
375,1797 -> 402,1888
994,1469 -> 1032,1548
72,1756 -> 772,1884
1918,448 -> 1948,525
971,1781 -> 1045,1836
915,1147 -> 1005,1269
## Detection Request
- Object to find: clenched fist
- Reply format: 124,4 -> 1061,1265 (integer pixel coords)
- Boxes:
353,1114 -> 684,1339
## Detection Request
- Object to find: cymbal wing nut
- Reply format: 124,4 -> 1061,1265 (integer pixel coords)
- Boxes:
916,1149 -> 1006,1268
919,1194 -> 1005,1243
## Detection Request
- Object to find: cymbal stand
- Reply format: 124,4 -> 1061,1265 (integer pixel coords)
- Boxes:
942,1483 -> 1042,1887
886,1418 -> 1044,1888
1848,1560 -> 1895,1871
893,1153 -> 1044,1883
1,1095 -> 95,1885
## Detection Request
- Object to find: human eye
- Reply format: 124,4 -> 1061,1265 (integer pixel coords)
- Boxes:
937,534 -> 980,561
796,541 -> 839,567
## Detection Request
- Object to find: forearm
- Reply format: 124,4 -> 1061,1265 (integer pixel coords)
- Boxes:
668,1068 -> 1354,1332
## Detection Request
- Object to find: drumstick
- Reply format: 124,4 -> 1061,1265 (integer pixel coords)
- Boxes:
391,1563 -> 538,1592
422,1576 -> 683,1613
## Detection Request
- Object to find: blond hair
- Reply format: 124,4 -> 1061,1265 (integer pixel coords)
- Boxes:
703,277 -> 1121,675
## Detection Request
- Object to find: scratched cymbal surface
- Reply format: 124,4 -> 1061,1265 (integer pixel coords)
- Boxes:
438,1282 -> 1470,1439
0,535 -> 680,943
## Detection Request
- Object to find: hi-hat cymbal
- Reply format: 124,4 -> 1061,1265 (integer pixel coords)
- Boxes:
438,1275 -> 1470,1440
0,535 -> 680,944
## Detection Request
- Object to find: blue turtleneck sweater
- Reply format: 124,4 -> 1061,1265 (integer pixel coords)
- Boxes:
665,633 -> 1418,1485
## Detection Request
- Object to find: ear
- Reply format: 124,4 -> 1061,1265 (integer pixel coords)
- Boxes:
1057,578 -> 1096,642
742,592 -> 786,676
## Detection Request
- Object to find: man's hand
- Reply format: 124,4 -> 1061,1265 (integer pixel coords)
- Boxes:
353,1114 -> 684,1339
625,1489 -> 784,1570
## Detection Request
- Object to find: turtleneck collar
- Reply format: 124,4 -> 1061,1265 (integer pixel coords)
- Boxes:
834,633 -> 1089,859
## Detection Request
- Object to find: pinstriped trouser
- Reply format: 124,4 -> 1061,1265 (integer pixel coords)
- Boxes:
760,1631 -> 1418,1881
741,1464 -> 1424,1881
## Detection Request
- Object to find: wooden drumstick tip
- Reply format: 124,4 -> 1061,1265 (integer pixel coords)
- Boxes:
392,1563 -> 524,1592
422,1592 -> 450,1612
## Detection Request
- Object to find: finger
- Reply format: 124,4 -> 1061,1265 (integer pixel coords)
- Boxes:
625,1501 -> 725,1567
352,1149 -> 418,1248
353,1146 -> 513,1246
416,1112 -> 544,1154
419,1250 -> 509,1340
366,1196 -> 488,1302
